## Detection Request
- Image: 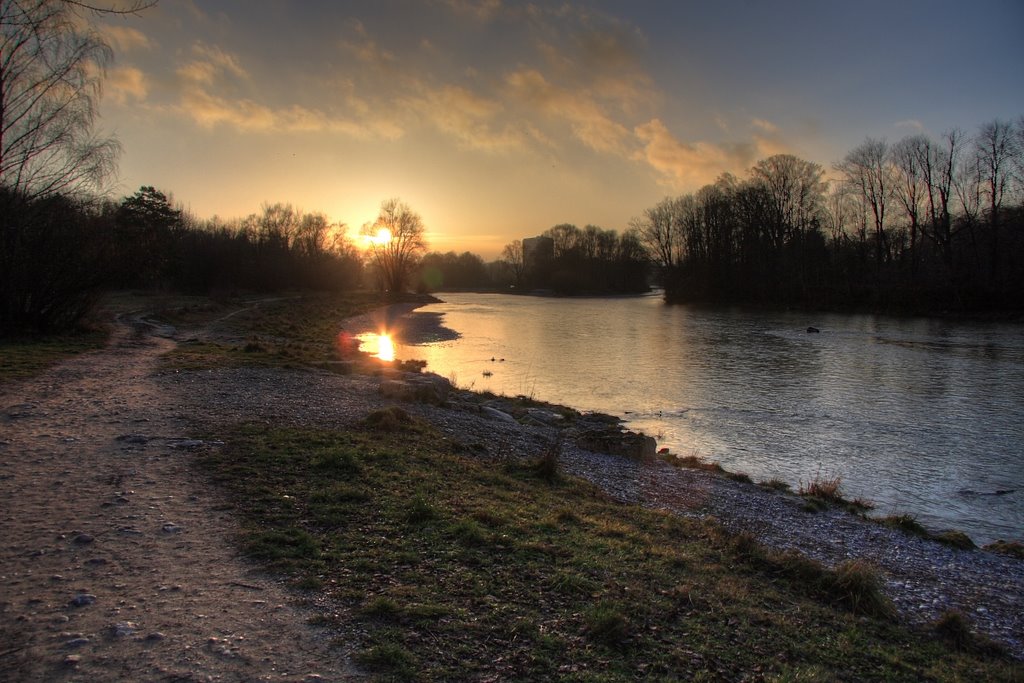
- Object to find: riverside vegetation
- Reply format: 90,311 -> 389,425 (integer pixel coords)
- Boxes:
140,293 -> 1019,681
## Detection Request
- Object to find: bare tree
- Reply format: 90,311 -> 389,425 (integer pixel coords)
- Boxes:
1,0 -> 153,197
889,136 -> 928,277
500,238 -> 524,287
836,138 -> 891,267
974,119 -> 1016,279
750,154 -> 826,250
631,196 -> 685,269
362,197 -> 426,294
908,129 -> 963,272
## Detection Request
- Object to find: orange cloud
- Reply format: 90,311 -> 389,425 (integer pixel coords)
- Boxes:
634,118 -> 764,190
105,66 -> 148,104
505,68 -> 631,155
98,24 -> 152,53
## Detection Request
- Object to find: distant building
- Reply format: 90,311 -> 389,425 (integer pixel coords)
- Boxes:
522,235 -> 553,270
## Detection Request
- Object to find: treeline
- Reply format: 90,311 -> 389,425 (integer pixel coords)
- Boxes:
416,224 -> 650,295
633,118 -> 1024,312
0,185 -> 363,332
498,224 -> 650,295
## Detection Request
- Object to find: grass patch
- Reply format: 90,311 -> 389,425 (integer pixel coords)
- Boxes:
760,477 -> 792,492
881,513 -> 929,536
160,291 -> 432,372
984,540 -> 1024,559
879,515 -> 977,549
799,471 -> 874,514
933,610 -> 1006,655
0,328 -> 108,383
663,452 -> 725,473
200,425 -> 1021,681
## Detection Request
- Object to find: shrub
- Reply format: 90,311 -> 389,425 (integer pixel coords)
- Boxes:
403,493 -> 437,525
584,603 -> 630,648
983,540 -> 1024,559
824,560 -> 894,619
362,406 -> 416,432
529,440 -> 562,483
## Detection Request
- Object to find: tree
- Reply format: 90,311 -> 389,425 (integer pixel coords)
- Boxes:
974,119 -> 1017,280
114,185 -> 182,284
0,0 -> 152,197
890,136 -> 928,277
362,197 -> 426,294
837,138 -> 891,268
501,238 -> 525,288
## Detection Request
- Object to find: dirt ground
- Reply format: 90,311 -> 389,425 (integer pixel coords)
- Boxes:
0,316 -> 358,682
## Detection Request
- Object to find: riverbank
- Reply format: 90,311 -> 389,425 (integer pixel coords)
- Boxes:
170,298 -> 1024,659
2,293 -> 1020,680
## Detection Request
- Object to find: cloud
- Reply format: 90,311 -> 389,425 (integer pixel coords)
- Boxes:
105,66 -> 148,104
98,25 -> 152,52
634,118 -> 764,190
894,119 -> 925,132
340,19 -> 397,67
406,83 -> 553,153
177,43 -> 249,85
439,0 -> 503,22
505,68 -> 632,155
171,42 -> 402,140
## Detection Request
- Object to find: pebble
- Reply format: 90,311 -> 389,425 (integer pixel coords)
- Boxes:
63,654 -> 81,667
72,533 -> 94,545
161,523 -> 183,534
64,637 -> 90,648
110,622 -> 137,638
143,631 -> 166,641
69,593 -> 96,607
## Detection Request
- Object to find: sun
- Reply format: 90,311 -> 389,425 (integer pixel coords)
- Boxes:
363,228 -> 392,247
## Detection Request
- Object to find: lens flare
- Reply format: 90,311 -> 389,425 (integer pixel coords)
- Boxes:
375,333 -> 395,362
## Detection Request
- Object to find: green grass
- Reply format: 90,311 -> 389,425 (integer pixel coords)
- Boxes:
198,421 -> 1021,681
0,328 -> 109,382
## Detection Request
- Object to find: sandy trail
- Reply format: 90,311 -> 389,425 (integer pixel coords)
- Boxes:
0,316 -> 354,682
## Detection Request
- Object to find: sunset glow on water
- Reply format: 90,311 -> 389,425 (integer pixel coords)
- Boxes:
357,332 -> 396,362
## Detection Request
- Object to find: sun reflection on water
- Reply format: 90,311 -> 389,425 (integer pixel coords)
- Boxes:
376,333 -> 395,362
355,331 -> 396,361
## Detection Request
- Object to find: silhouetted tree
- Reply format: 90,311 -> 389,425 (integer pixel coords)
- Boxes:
0,0 -> 154,197
837,138 -> 891,269
113,185 -> 183,285
501,239 -> 525,288
362,198 -> 426,294
1,0 -> 155,331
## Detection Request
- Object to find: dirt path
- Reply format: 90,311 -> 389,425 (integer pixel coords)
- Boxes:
0,316 -> 355,681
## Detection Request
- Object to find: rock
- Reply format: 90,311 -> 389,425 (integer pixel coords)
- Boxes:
161,523 -> 183,534
143,632 -> 166,642
71,533 -> 94,545
481,406 -> 516,423
63,655 -> 81,667
379,374 -> 451,405
64,637 -> 90,648
116,433 -> 150,444
110,622 -> 137,638
526,408 -> 566,426
806,326 -> 820,333
575,428 -> 657,462
68,593 -> 96,607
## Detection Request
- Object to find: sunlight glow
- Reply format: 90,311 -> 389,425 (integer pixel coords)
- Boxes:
375,333 -> 395,362
362,228 -> 392,247
354,331 -> 396,361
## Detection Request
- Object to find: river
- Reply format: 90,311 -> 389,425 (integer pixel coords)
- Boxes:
364,291 -> 1024,546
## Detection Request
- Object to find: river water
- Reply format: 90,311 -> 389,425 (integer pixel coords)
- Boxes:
372,292 -> 1024,546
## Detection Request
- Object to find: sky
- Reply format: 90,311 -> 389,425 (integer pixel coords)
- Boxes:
95,0 -> 1024,259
